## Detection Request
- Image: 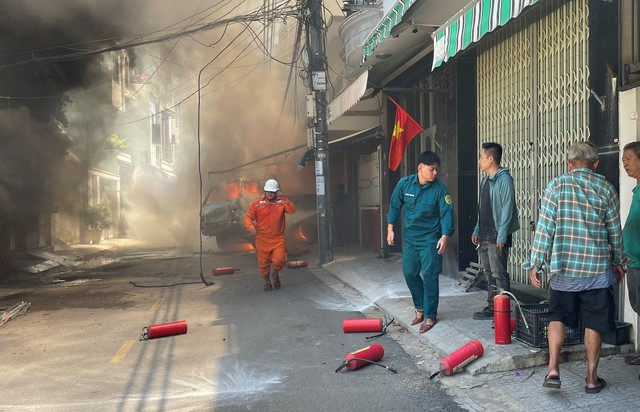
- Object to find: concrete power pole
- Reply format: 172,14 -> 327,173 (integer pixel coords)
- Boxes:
306,0 -> 332,265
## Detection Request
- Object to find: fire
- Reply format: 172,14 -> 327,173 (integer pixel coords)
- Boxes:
239,242 -> 255,252
223,241 -> 254,252
294,226 -> 308,241
225,182 -> 240,199
244,181 -> 260,196
224,180 -> 260,199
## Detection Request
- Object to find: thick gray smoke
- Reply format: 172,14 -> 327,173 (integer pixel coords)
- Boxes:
0,0 -> 311,250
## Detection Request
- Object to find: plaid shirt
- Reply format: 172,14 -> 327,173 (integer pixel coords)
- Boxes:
526,168 -> 625,278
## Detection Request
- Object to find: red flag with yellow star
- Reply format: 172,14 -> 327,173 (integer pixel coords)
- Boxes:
388,97 -> 424,171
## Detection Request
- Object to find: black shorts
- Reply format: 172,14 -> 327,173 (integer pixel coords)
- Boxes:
548,287 -> 616,334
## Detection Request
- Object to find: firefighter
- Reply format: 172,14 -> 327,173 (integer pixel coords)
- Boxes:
244,179 -> 296,291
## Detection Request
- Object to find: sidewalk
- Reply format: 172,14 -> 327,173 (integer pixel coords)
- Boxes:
322,246 -> 634,376
321,246 -> 640,410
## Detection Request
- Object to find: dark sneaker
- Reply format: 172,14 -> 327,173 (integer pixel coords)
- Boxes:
472,307 -> 494,320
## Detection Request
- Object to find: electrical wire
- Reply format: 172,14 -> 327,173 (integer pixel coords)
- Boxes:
196,22 -> 260,286
114,18 -> 300,126
0,1 -> 300,69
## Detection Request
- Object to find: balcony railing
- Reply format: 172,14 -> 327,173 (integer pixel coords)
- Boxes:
343,0 -> 379,16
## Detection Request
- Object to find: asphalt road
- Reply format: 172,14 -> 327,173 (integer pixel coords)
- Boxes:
0,245 -> 463,411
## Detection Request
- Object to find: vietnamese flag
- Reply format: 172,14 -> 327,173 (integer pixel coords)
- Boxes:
388,97 -> 424,171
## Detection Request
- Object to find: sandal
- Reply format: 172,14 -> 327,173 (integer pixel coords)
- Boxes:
585,377 -> 606,394
263,282 -> 272,291
542,374 -> 561,389
625,354 -> 640,365
273,273 -> 281,289
419,318 -> 437,334
411,310 -> 424,325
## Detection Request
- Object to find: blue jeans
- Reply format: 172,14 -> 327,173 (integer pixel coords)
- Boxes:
402,242 -> 442,319
478,243 -> 510,307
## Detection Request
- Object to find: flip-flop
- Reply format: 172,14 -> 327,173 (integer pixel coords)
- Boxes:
585,378 -> 606,394
625,354 -> 640,365
542,374 -> 561,389
419,319 -> 437,334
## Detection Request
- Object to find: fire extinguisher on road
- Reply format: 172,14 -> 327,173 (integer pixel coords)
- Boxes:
286,260 -> 308,268
334,343 -> 397,373
342,316 -> 395,340
212,267 -> 239,276
140,320 -> 188,341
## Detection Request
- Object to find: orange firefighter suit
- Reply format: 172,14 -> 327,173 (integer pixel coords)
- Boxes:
244,195 -> 296,277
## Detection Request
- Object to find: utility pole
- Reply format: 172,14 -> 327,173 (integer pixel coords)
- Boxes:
306,0 -> 332,265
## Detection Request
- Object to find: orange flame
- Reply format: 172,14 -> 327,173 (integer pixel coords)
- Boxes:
225,182 -> 240,199
295,226 -> 308,241
244,181 -> 260,196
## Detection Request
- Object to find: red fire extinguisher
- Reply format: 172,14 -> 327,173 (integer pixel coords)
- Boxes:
334,343 -> 396,373
343,318 -> 384,333
437,340 -> 484,376
288,247 -> 309,257
212,267 -> 238,276
140,320 -> 188,341
286,260 -> 308,268
494,293 -> 511,345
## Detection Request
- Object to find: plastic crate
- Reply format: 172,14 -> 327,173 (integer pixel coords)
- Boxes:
515,303 -> 584,348
602,321 -> 631,346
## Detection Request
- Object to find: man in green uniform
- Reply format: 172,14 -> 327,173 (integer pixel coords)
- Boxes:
387,151 -> 455,334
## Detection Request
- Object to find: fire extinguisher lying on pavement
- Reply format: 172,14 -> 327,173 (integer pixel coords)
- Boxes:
342,316 -> 395,340
335,343 -> 397,373
140,320 -> 188,341
430,340 -> 484,379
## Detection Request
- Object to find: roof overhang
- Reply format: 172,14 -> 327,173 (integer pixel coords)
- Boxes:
329,126 -> 381,151
357,0 -> 469,86
328,69 -> 370,124
362,0 -> 422,60
432,0 -> 540,70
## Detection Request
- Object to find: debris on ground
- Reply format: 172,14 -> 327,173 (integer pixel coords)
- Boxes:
0,301 -> 31,326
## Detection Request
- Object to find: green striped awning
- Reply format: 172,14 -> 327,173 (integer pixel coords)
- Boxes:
432,0 -> 539,70
362,0 -> 420,60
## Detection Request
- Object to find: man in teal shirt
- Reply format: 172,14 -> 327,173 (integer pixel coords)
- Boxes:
471,142 -> 520,320
622,142 -> 640,366
387,151 -> 455,334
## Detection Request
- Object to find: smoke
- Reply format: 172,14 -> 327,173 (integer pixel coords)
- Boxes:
0,0 -> 312,250
115,5 -> 311,249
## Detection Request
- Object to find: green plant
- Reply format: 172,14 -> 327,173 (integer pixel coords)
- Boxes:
105,133 -> 129,150
84,203 -> 112,230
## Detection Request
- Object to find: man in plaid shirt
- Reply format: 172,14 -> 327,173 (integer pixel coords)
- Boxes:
525,141 -> 625,394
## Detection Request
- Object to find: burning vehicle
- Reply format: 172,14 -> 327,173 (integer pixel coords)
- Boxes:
200,177 -> 317,250
200,178 -> 261,249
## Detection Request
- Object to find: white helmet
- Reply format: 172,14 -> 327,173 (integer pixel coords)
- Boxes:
264,179 -> 280,192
